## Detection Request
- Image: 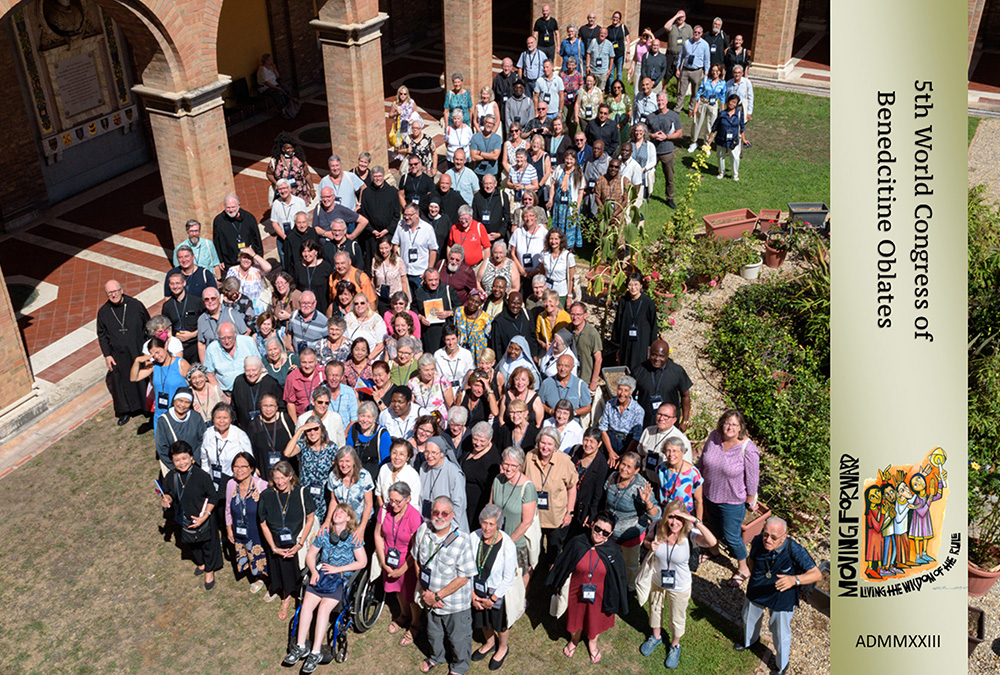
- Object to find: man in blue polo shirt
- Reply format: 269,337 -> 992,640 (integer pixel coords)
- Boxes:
734,517 -> 823,675
539,353 -> 592,419
674,25 -> 711,115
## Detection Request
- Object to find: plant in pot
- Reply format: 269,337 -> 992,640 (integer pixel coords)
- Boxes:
688,235 -> 730,291
764,231 -> 791,268
585,183 -> 644,336
729,238 -> 763,280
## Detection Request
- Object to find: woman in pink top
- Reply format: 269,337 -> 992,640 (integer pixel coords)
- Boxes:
696,409 -> 759,587
374,480 -> 424,645
224,452 -> 271,593
383,291 -> 422,339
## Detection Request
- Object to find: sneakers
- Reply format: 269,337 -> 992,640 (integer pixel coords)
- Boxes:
733,176 -> 740,182
283,644 -> 309,666
687,142 -> 698,153
639,635 -> 662,656
301,652 -> 322,674
665,645 -> 681,669
717,174 -> 724,179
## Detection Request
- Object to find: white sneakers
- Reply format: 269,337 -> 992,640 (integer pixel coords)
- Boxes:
687,142 -> 698,152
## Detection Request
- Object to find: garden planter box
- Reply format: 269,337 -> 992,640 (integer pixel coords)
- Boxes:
702,208 -> 758,240
806,560 -> 831,617
741,502 -> 772,546
969,606 -> 986,656
787,202 -> 830,229
969,560 -> 1000,597
757,209 -> 782,234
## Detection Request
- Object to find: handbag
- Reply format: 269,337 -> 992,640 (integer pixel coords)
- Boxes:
521,482 -> 543,569
314,568 -> 344,594
388,115 -> 402,147
181,517 -> 212,544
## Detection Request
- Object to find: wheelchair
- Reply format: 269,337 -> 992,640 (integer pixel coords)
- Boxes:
286,565 -> 386,664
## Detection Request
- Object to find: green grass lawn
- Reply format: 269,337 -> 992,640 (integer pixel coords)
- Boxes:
0,410 -> 759,675
642,87 -> 830,240
970,115 -> 982,146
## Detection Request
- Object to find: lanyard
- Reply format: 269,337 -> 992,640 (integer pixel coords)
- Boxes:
539,460 -> 554,488
172,296 -> 189,323
415,380 -> 436,409
499,478 -> 522,514
388,508 -> 405,548
110,302 -> 127,331
157,360 -> 171,399
277,489 -> 291,528
665,540 -> 677,571
231,218 -> 243,242
235,480 -> 255,525
477,536 -> 499,575
213,435 -> 228,467
422,528 -> 453,566
442,354 -> 462,383
587,548 -> 600,579
262,418 -> 279,452
304,264 -> 316,289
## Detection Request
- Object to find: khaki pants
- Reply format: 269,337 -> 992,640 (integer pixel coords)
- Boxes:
593,71 -> 610,91
675,69 -> 703,113
622,542 -> 642,589
691,101 -> 719,145
657,151 -> 676,201
649,584 -> 692,638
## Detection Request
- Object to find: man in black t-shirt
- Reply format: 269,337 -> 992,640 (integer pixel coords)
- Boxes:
533,4 -> 559,61
578,12 -> 600,49
634,339 -> 692,428
163,271 -> 205,363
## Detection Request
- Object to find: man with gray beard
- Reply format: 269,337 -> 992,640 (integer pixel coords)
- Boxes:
436,244 -> 478,304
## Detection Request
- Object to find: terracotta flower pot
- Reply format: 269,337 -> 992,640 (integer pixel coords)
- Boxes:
969,606 -> 986,656
764,244 -> 787,269
741,502 -> 772,546
969,560 -> 1000,597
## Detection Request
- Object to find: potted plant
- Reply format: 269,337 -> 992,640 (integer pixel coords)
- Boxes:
764,232 -> 791,268
688,235 -> 730,291
729,239 -> 763,280
741,501 -> 772,545
969,605 -> 986,656
702,208 -> 759,239
969,461 -> 1000,596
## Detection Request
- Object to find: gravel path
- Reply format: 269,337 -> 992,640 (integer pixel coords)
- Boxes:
969,584 -> 1000,671
969,119 -> 1000,204
577,240 -> 831,674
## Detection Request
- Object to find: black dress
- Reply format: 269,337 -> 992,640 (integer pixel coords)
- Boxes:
294,261 -> 334,314
248,412 -> 296,476
461,446 -> 502,524
230,374 -> 284,430
495,421 -> 539,452
258,486 -> 317,598
163,465 -> 223,573
611,293 -> 657,376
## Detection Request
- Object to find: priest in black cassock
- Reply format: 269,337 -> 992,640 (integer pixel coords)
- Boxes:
97,280 -> 150,426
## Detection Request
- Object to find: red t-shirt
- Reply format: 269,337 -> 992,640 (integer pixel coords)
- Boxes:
448,220 -> 490,266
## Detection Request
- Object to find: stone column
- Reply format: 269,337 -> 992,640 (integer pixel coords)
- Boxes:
969,0 -> 987,66
0,265 -> 46,441
312,12 -> 389,167
133,77 -> 236,247
751,0 -> 801,80
444,0 -> 493,94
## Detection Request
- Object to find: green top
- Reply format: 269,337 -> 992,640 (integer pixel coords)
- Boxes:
491,476 -> 537,549
390,361 -> 419,386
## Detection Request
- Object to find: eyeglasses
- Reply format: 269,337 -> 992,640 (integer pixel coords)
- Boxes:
388,497 -> 406,505
593,526 -> 612,537
431,510 -> 452,518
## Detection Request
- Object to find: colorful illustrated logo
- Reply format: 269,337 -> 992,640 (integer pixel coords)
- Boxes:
863,447 -> 948,581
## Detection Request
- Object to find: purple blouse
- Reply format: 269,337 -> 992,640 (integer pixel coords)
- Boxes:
696,430 -> 759,505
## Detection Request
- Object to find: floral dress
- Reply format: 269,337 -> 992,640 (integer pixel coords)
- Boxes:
372,258 -> 409,308
605,93 -> 633,145
407,375 -> 451,419
226,476 -> 269,576
299,440 -> 338,523
327,468 -> 375,520
225,267 -> 268,313
344,359 -> 374,387
268,155 -> 311,201
454,307 -> 491,362
317,339 -> 351,367
445,89 -> 473,126
393,99 -> 416,136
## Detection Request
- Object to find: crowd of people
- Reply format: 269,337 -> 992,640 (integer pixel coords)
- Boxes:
93,7 -> 818,675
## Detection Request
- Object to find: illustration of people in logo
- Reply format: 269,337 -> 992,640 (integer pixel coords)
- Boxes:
863,447 -> 947,581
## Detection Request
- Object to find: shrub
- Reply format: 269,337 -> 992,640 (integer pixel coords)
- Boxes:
707,275 -> 830,522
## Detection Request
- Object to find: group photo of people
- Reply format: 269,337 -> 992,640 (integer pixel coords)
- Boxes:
89,5 -> 828,675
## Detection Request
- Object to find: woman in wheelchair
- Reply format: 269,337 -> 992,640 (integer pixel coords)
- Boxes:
283,503 -> 368,673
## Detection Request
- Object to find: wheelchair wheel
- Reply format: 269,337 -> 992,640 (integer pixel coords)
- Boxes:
353,569 -> 385,633
328,612 -> 350,663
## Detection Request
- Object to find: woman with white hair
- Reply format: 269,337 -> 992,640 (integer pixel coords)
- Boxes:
478,239 -> 520,293
407,353 -> 455,419
461,421 -> 502,523
470,503 -> 518,669
443,109 -> 473,168
490,445 -> 538,587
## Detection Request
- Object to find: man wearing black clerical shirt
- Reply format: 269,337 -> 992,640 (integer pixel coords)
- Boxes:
97,279 -> 150,426
471,173 -> 511,243
413,268 -> 460,354
634,339 -> 692,428
359,165 -> 401,258
213,194 -> 263,271
488,292 -> 538,359
248,393 -> 296,476
230,356 -> 284,430
162,271 -> 204,363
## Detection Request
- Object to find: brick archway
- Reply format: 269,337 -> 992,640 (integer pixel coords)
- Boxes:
0,0 -> 234,433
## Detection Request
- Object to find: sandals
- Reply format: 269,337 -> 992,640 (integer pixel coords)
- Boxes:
589,648 -> 602,664
388,619 -> 408,635
400,628 -> 420,646
419,658 -> 439,673
278,599 -> 293,620
726,573 -> 748,588
563,642 -> 576,658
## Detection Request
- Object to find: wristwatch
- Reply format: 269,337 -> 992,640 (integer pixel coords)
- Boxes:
794,575 -> 800,586
434,592 -> 442,603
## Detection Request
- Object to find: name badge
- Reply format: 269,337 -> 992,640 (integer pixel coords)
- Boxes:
473,575 -> 490,597
379,284 -> 391,300
686,55 -> 695,68
612,43 -> 619,50
288,177 -> 298,187
408,249 -> 418,264
594,58 -> 603,68
559,193 -> 569,203
503,95 -> 509,103
249,410 -> 260,421
661,569 -> 676,589
237,241 -> 248,249
157,391 -> 169,409
268,452 -> 280,467
481,211 -> 491,223
710,44 -> 717,53
650,394 -> 662,410
726,132 -> 734,141
585,106 -> 593,117
514,189 -> 524,202
645,452 -> 660,471
309,485 -> 323,499
588,180 -> 596,189
422,499 -> 433,519
386,547 -> 401,568
451,380 -> 460,388
550,155 -> 558,166
581,583 -> 597,603
521,253 -> 532,266
543,93 -> 551,103
537,490 -> 550,510
276,527 -> 295,547
334,196 -> 342,204
282,221 -> 291,233
210,463 -> 222,481
543,35 -> 551,43
628,325 -> 638,340
420,565 -> 432,589
235,524 -> 249,540
514,116 -> 521,123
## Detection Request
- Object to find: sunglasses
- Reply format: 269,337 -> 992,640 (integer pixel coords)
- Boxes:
431,510 -> 452,518
593,526 -> 612,537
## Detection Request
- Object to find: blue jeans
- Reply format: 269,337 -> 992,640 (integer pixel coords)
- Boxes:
705,499 -> 748,561
608,55 -> 626,91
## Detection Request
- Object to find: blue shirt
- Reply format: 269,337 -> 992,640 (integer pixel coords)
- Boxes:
204,334 -> 258,391
679,38 -> 711,73
539,374 -> 592,411
559,38 -> 586,71
587,40 -> 615,74
712,108 -> 745,148
446,167 -> 479,205
173,238 -> 221,269
313,530 -> 362,578
696,77 -> 727,105
470,132 -> 502,177
330,383 -> 359,426
599,398 -> 645,439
